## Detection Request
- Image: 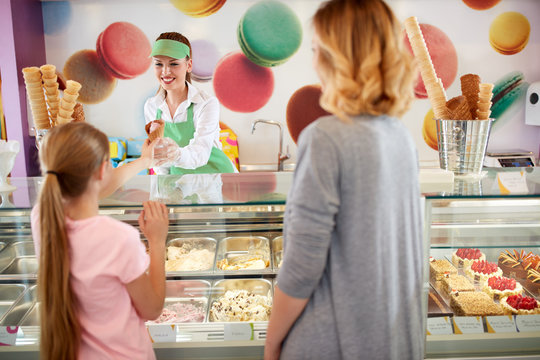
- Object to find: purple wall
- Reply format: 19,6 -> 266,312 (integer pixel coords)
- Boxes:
0,0 -> 45,176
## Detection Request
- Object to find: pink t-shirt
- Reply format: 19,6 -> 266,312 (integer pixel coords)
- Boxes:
31,207 -> 154,360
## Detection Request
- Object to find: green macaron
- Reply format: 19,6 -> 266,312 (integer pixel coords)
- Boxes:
491,71 -> 529,127
237,0 -> 302,67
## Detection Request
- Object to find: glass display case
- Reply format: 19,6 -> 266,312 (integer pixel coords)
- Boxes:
0,168 -> 539,359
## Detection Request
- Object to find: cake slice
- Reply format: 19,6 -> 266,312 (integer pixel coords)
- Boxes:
450,291 -> 503,316
429,258 -> 458,282
440,274 -> 475,296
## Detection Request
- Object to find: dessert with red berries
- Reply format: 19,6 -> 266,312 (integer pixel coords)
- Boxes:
429,258 -> 457,282
498,249 -> 531,279
450,291 -> 503,316
483,276 -> 523,300
440,274 -> 475,296
500,294 -> 540,315
525,269 -> 540,298
465,260 -> 502,282
452,248 -> 485,268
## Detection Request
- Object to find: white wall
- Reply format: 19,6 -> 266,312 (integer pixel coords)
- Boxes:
42,0 -> 540,167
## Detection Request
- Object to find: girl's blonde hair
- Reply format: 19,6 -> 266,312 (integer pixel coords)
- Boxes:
313,0 -> 415,121
37,122 -> 109,359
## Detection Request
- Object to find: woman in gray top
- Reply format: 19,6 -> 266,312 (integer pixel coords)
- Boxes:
264,0 -> 423,359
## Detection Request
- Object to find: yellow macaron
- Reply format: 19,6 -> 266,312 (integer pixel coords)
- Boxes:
489,12 -> 530,55
422,109 -> 439,151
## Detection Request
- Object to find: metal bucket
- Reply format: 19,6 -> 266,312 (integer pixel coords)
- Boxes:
436,119 -> 493,175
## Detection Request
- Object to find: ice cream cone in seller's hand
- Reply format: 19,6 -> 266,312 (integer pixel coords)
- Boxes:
145,119 -> 165,142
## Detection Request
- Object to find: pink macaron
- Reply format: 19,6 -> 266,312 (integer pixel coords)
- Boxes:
213,51 -> 274,113
404,23 -> 458,99
96,21 -> 152,80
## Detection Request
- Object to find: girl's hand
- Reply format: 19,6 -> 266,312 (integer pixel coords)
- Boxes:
138,201 -> 169,245
140,139 -> 157,168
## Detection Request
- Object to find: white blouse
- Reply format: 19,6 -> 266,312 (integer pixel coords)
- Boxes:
144,82 -> 222,173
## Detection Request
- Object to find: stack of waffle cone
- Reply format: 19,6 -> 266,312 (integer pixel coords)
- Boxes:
404,17 -> 449,120
446,96 -> 472,120
39,64 -> 60,126
476,83 -> 494,120
57,80 -> 82,125
145,120 -> 165,142
460,74 -> 481,118
22,67 -> 50,130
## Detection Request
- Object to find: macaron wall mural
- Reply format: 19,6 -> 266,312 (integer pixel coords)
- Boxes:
36,0 -> 539,167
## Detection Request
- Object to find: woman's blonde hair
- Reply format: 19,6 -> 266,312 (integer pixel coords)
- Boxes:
313,0 -> 415,121
37,122 -> 109,360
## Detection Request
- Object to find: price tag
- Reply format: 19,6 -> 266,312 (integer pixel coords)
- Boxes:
147,324 -> 176,343
426,317 -> 453,335
224,323 -> 254,341
496,171 -> 528,194
485,316 -> 517,333
452,316 -> 484,334
515,315 -> 540,332
0,326 -> 19,346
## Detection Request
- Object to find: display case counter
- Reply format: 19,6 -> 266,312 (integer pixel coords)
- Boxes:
424,168 -> 540,358
0,169 -> 540,359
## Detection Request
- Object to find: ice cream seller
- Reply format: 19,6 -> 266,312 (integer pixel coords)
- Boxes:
144,33 -> 236,175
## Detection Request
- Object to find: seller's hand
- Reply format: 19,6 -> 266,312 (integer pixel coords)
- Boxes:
138,201 -> 169,247
153,138 -> 181,167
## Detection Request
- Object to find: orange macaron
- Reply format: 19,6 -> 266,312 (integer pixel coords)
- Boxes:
63,49 -> 117,104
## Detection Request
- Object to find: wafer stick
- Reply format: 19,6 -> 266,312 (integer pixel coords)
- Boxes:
404,17 -> 449,119
476,83 -> 494,120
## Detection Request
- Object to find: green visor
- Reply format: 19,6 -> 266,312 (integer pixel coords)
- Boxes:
150,39 -> 190,59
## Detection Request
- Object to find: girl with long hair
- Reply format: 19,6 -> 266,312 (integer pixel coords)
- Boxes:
32,122 -> 169,359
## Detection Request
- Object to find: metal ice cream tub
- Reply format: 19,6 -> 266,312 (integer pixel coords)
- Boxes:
165,237 -> 217,274
0,241 -> 38,279
209,279 -> 273,322
0,284 -> 27,322
148,280 -> 211,324
272,236 -> 283,270
0,285 -> 37,326
215,236 -> 271,272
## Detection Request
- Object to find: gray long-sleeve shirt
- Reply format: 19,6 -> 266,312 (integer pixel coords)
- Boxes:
277,114 -> 424,360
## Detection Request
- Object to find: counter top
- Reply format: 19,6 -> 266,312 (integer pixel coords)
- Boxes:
1,167 -> 539,211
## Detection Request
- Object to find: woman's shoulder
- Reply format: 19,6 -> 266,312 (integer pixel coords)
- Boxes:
188,82 -> 217,105
144,92 -> 164,108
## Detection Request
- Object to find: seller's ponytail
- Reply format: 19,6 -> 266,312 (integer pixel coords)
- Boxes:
37,122 -> 109,360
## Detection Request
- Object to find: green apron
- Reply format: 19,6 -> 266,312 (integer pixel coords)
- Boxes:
160,103 -> 234,175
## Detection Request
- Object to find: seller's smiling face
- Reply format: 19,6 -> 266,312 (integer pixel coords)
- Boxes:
153,55 -> 192,90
